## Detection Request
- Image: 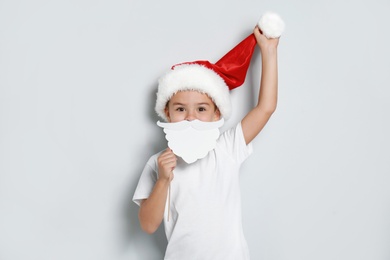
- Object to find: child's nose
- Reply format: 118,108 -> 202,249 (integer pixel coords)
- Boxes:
185,111 -> 196,121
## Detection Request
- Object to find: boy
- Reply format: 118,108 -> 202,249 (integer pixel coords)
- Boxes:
133,25 -> 279,259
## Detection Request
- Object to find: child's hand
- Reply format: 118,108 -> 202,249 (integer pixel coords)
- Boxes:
157,148 -> 176,182
253,26 -> 279,51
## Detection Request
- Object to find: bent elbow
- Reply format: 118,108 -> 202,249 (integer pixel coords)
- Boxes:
141,225 -> 157,234
139,216 -> 160,234
257,101 -> 277,116
268,101 -> 277,114
262,104 -> 277,116
266,107 -> 276,116
138,202 -> 162,234
140,221 -> 158,234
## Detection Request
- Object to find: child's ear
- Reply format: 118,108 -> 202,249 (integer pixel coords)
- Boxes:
214,108 -> 221,121
164,106 -> 170,121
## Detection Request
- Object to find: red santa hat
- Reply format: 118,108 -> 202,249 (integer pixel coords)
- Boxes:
155,12 -> 284,121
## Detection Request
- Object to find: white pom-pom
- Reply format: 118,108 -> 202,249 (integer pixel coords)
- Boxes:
258,11 -> 285,38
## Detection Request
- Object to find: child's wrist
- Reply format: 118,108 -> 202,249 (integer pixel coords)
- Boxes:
261,46 -> 277,55
157,177 -> 171,185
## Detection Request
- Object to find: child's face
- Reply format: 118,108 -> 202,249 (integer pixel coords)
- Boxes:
165,91 -> 221,123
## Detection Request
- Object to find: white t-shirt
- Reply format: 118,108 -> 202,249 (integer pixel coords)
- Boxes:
133,123 -> 253,260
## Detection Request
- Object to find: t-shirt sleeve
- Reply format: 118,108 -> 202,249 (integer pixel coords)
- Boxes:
132,156 -> 159,207
217,122 -> 253,164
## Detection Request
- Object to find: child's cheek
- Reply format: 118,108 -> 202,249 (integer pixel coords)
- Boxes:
169,113 -> 185,123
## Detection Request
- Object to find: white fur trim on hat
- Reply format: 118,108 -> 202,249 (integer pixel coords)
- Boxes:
155,64 -> 231,122
258,11 -> 285,38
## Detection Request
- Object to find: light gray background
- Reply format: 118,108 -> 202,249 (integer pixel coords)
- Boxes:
1,0 -> 389,259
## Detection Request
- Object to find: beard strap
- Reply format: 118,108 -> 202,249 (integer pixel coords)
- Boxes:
168,180 -> 171,222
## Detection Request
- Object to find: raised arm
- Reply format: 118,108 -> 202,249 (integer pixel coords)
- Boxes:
241,26 -> 280,145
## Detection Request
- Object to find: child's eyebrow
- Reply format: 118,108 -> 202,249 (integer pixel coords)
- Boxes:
171,102 -> 185,106
171,102 -> 211,106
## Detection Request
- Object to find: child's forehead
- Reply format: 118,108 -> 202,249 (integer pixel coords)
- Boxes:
167,90 -> 218,108
170,90 -> 212,101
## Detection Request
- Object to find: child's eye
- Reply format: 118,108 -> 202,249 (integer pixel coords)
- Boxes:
176,107 -> 185,112
198,107 -> 206,112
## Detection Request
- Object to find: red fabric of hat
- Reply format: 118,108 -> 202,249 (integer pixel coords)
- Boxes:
172,34 -> 257,90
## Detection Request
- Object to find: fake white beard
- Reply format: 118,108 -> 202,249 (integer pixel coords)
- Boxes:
157,119 -> 225,164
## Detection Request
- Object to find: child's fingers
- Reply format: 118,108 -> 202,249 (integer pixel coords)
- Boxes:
159,148 -> 177,162
160,156 -> 177,168
158,148 -> 177,173
253,26 -> 264,37
253,26 -> 280,49
161,148 -> 174,156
